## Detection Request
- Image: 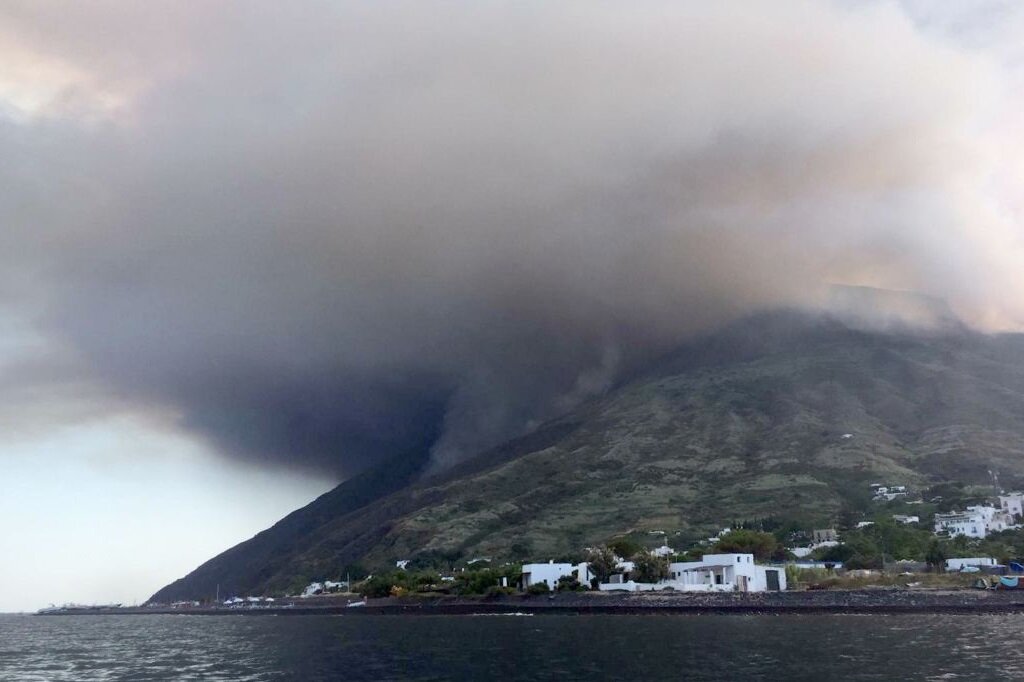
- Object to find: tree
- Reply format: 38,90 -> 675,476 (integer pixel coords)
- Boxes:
586,547 -> 618,584
454,569 -> 505,595
713,529 -> 779,561
631,552 -> 669,584
926,539 -> 948,572
819,543 -> 855,563
841,534 -> 882,569
358,574 -> 399,598
608,537 -> 644,560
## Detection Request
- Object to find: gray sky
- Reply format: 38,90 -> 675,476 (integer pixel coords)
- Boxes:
0,1 -> 1022,611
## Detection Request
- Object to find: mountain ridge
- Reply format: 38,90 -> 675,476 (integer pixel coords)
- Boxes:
152,309 -> 1024,602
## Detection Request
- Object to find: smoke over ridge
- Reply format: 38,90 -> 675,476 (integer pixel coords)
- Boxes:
1,1 -> 1022,476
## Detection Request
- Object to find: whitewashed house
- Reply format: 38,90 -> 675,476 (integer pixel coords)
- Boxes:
892,515 -> 919,524
652,545 -> 676,557
934,506 -> 1012,539
702,527 -> 732,545
789,539 -> 839,558
872,484 -> 908,502
599,553 -> 786,593
934,510 -> 985,538
999,493 -> 1024,520
301,582 -> 324,597
975,505 -> 1013,533
520,561 -> 592,590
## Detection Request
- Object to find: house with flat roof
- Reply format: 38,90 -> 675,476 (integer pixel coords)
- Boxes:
934,506 -> 1013,539
999,493 -> 1024,521
520,561 -> 591,590
599,553 -> 786,593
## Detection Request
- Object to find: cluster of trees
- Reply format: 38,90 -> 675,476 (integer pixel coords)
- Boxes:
810,521 -> 1024,570
358,571 -> 444,598
584,544 -> 671,585
711,529 -> 787,561
581,529 -> 789,587
356,564 -> 523,598
355,511 -> 1024,599
814,520 -> 933,569
955,528 -> 1024,566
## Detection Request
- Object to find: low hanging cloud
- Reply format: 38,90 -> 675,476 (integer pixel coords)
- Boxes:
0,1 -> 1021,476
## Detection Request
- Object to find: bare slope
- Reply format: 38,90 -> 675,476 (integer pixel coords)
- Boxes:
152,311 -> 1024,601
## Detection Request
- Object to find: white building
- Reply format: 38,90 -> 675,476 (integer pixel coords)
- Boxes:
946,557 -> 997,572
934,510 -> 984,538
521,561 -> 592,590
789,540 -> 839,558
704,528 -> 732,544
301,580 -> 346,596
1000,493 -> 1024,520
934,506 -> 1012,539
872,485 -> 909,502
301,582 -> 324,597
651,545 -> 676,557
599,553 -> 786,593
892,515 -> 919,524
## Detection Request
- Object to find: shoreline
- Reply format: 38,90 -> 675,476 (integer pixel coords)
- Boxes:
35,589 -> 1024,616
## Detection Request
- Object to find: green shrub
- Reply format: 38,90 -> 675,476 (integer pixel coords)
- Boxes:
556,575 -> 584,592
358,574 -> 398,598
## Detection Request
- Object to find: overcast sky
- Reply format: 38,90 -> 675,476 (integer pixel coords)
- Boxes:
1,1 -> 1022,611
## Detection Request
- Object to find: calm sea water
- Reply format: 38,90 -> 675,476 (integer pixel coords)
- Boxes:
2,612 -> 1022,680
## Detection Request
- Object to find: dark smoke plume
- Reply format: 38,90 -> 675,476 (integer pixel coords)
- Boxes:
0,1 -> 1021,476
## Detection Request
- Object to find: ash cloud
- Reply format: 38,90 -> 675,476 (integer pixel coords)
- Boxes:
0,1 -> 1022,477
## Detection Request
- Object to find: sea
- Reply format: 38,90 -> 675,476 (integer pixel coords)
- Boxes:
1,612 -> 1021,680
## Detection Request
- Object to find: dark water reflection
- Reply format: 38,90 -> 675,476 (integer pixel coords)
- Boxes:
2,613 -> 1021,680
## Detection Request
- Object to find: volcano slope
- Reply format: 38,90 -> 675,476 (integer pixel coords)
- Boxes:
152,311 -> 1024,601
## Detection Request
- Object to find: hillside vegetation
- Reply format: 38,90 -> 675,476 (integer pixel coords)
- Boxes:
152,311 -> 1024,601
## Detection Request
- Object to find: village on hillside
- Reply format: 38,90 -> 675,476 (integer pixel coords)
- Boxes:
168,483 -> 1024,609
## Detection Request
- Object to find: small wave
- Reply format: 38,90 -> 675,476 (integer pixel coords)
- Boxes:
467,612 -> 534,617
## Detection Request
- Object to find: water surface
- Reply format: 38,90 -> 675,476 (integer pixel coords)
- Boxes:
2,613 -> 1020,680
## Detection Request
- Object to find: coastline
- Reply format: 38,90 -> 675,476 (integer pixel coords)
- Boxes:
35,589 -> 1024,616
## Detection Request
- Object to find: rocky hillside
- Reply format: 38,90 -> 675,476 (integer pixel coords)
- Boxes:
151,310 -> 1024,601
